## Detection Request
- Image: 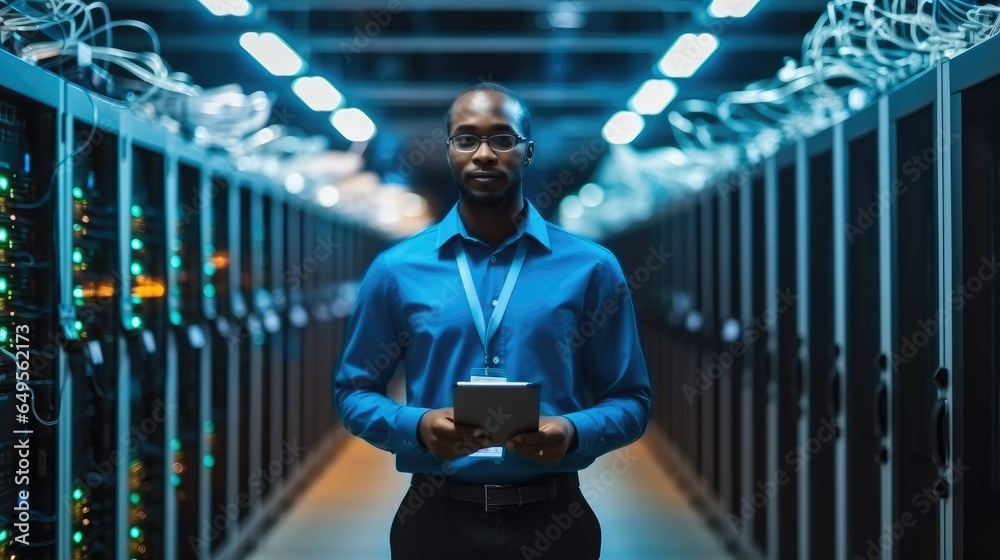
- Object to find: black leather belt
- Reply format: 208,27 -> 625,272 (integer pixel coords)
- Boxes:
411,472 -> 580,512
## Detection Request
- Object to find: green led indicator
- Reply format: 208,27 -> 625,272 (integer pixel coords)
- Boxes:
171,438 -> 182,451
204,420 -> 215,432
130,526 -> 141,539
170,310 -> 182,326
73,249 -> 83,263
131,262 -> 143,276
73,286 -> 84,299
131,316 -> 142,329
130,492 -> 141,505
0,528 -> 7,541
74,321 -> 83,332
0,278 -> 7,292
203,262 -> 216,276
73,223 -> 83,232
131,238 -> 144,251
171,474 -> 182,487
73,488 -> 84,500
203,454 -> 215,468
170,255 -> 182,269
132,296 -> 142,305
0,228 -> 8,243
72,187 -> 84,199
203,284 -> 216,298
131,205 -> 142,218
0,328 -> 8,343
0,176 -> 8,190
73,531 -> 83,543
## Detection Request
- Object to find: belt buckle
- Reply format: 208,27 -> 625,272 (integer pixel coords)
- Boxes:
483,484 -> 510,512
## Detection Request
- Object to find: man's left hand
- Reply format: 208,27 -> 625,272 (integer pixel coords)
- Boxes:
505,416 -> 576,466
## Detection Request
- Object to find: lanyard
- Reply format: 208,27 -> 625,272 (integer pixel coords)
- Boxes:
454,238 -> 528,366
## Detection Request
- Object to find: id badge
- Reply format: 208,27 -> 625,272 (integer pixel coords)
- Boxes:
468,368 -> 506,460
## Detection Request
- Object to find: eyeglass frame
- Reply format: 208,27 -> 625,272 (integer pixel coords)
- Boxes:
446,133 -> 530,153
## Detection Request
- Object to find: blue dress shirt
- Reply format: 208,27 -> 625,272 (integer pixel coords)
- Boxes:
333,199 -> 651,484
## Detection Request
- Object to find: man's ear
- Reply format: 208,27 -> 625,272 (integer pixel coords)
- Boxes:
523,142 -> 534,167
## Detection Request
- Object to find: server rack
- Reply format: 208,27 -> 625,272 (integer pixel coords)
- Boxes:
283,200 -> 306,485
699,191 -> 720,510
832,103 -> 883,560
879,67 -> 943,560
795,130 -> 836,560
738,169 -> 768,560
765,147 -> 798,560
943,38 -> 1000,560
1,57 -> 60,560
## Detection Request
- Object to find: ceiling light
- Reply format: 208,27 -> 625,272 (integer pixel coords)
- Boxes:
292,76 -> 344,112
316,184 -> 340,207
331,108 -> 376,143
602,111 -> 645,145
708,0 -> 762,18
239,32 -> 305,76
627,79 -> 678,115
657,33 -> 719,78
197,0 -> 253,16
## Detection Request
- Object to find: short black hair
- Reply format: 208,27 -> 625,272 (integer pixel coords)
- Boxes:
445,82 -> 531,139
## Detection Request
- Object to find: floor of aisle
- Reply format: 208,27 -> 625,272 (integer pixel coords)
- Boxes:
244,431 -> 735,560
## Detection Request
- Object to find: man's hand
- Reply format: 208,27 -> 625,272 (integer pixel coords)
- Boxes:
418,407 -> 494,460
505,416 -> 576,466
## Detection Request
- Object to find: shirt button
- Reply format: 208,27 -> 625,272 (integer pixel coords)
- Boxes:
490,256 -> 497,263
492,299 -> 498,307
492,356 -> 500,364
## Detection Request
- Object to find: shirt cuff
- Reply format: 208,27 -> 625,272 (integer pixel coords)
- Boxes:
393,406 -> 433,451
563,411 -> 601,457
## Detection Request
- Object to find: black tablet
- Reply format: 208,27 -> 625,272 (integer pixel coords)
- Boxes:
453,382 -> 540,444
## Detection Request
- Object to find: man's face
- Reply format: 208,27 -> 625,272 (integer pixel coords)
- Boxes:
447,91 -> 533,204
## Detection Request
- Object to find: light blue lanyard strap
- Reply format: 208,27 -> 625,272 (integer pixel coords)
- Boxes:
454,238 -> 528,365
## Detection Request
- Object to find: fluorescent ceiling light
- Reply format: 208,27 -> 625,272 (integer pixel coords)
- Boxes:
317,184 -> 340,207
331,108 -> 376,142
657,33 -> 719,78
197,0 -> 253,16
602,111 -> 645,145
293,76 -> 344,112
708,0 -> 762,18
627,79 -> 678,115
239,32 -> 304,76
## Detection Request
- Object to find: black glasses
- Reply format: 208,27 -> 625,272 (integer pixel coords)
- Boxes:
447,134 -> 527,153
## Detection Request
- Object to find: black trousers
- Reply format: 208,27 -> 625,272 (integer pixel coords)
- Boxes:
389,483 -> 601,560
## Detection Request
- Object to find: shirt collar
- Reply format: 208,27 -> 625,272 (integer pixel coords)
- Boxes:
434,198 -> 551,252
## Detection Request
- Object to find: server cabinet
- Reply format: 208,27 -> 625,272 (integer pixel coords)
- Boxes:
1,80 -> 59,560
207,173 -> 234,555
718,175 -> 743,545
833,104 -> 883,560
283,201 -> 306,483
738,170 -> 769,558
879,68 -> 942,559
301,209 -> 318,460
63,106 -> 121,560
796,131 -> 836,560
765,149 -> 798,560
236,185 -> 259,524
262,193 -> 285,497
124,143 -> 169,560
944,42 -> 1000,560
170,159 -> 208,558
699,192 -> 720,505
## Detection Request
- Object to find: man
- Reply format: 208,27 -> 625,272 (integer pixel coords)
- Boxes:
334,83 -> 651,559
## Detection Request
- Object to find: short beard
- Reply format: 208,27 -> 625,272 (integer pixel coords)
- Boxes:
456,180 -> 510,207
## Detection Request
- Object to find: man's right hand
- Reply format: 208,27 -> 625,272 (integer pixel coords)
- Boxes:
417,407 -> 494,460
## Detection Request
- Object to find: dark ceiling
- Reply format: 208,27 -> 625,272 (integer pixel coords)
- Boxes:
103,0 -> 830,221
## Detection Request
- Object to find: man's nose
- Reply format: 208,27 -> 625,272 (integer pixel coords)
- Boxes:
472,140 -> 498,163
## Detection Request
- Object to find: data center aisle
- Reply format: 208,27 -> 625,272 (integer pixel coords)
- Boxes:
245,433 -> 734,560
